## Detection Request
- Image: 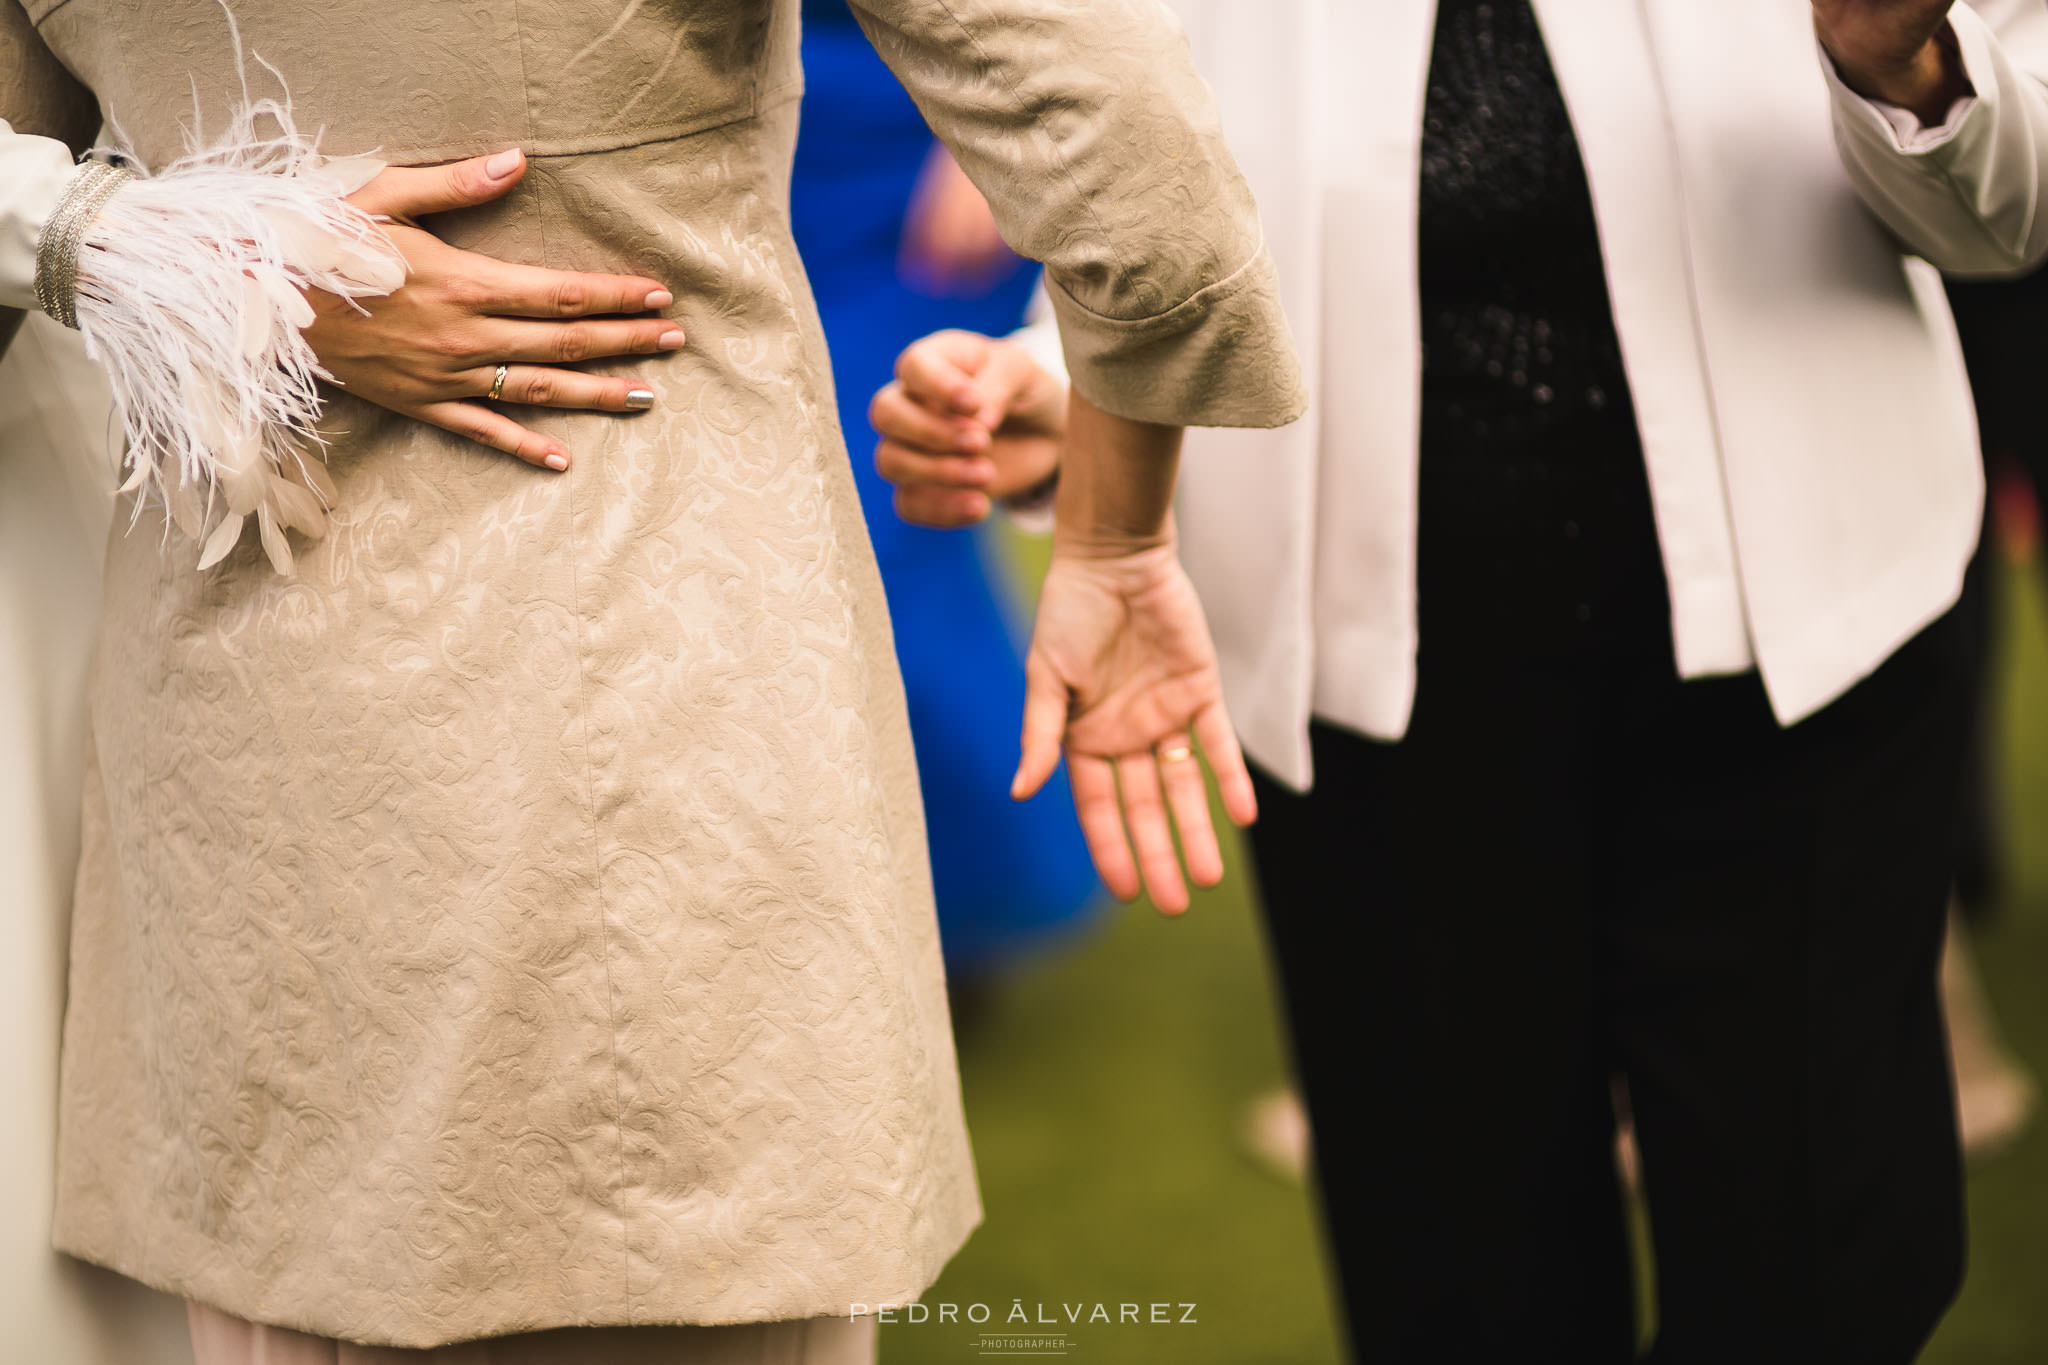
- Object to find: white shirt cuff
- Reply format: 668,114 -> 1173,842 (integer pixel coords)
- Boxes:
997,287 -> 1066,535
1869,91 -> 1979,152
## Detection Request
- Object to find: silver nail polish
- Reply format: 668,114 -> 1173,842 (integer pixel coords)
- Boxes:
625,388 -> 656,411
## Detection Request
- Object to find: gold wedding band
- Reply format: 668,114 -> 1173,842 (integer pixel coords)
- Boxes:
486,364 -> 509,401
1159,745 -> 1193,764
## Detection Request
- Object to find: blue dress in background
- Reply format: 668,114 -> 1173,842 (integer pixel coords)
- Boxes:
791,1 -> 1103,977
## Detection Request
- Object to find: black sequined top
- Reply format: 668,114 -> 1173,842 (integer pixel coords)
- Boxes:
1418,0 -> 1637,456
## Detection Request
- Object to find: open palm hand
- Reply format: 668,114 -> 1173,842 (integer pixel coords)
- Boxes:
1014,543 -> 1257,915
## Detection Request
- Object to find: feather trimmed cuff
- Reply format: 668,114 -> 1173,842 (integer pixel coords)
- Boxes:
53,100 -> 403,575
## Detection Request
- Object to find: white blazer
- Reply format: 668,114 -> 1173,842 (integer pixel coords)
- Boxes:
1157,0 -> 2048,790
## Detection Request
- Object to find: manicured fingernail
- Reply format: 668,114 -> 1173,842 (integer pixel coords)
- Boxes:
644,289 -> 674,310
963,461 -> 995,484
625,387 -> 655,410
544,451 -> 569,471
658,329 -> 686,349
485,148 -> 523,180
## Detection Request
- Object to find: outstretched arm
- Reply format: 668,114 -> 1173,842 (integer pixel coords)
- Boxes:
847,0 -> 1301,909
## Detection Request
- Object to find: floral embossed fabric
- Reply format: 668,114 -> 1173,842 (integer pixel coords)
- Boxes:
5,0 -> 1304,1351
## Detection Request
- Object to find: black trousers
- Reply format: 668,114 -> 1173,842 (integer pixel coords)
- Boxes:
1248,433 -> 1972,1363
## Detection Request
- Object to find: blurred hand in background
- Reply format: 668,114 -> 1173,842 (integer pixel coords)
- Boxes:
869,329 -> 1063,526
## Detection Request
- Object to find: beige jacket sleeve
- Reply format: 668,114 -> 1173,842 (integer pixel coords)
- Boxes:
1827,0 -> 2048,274
847,0 -> 1307,429
1,2 -> 98,342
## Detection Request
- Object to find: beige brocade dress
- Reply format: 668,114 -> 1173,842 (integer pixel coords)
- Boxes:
4,0 -> 1305,1349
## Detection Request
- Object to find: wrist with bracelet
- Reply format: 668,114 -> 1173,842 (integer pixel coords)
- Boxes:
33,155 -> 134,330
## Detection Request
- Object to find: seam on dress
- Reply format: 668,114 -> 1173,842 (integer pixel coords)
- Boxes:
350,82 -> 801,167
22,0 -> 78,28
506,0 -> 636,1322
919,0 -> 1136,307
746,0 -> 772,118
344,103 -> 771,169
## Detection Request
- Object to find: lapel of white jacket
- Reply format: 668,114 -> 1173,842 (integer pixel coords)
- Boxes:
1513,0 -> 1757,676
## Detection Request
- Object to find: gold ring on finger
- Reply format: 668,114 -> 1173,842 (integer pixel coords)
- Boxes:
1159,745 -> 1193,764
486,363 -> 509,402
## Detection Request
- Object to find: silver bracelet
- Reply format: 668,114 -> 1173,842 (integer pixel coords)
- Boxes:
33,159 -> 135,330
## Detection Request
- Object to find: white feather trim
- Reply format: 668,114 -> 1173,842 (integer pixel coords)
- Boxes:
69,88 -> 402,574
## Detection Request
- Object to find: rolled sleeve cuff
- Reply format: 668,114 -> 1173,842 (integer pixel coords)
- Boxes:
1045,240 -> 1308,430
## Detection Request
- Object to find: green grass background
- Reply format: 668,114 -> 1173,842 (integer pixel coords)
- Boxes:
875,552 -> 2048,1365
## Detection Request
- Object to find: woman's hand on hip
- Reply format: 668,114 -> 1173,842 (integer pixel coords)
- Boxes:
1812,1 -> 1969,125
303,149 -> 683,472
869,329 -> 1065,526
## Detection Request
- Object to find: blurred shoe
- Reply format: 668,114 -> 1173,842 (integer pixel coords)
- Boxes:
1242,1087 -> 1311,1184
1942,903 -> 2037,1158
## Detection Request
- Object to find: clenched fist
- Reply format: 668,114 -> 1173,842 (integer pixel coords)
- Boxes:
868,329 -> 1065,527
